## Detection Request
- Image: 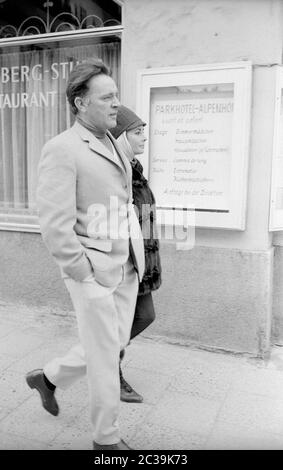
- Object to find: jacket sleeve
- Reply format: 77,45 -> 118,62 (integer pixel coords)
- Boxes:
37,140 -> 93,281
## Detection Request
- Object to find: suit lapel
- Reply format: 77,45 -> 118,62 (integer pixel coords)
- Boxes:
107,132 -> 131,174
72,121 -> 125,172
108,132 -> 133,195
72,121 -> 133,197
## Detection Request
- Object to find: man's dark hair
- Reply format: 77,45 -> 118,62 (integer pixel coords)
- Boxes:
66,58 -> 110,115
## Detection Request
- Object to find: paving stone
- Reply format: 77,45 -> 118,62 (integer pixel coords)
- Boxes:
0,323 -> 18,339
124,340 -> 194,375
120,402 -> 152,441
217,390 -> 283,435
264,345 -> 283,372
6,337 -> 81,374
49,401 -> 153,449
205,420 -> 283,450
47,432 -> 92,450
0,369 -> 31,418
121,366 -> 171,405
0,331 -> 45,358
145,391 -> 221,435
47,409 -> 92,450
168,360 -> 234,401
1,306 -> 283,451
0,431 -> 48,450
0,396 -> 85,444
0,354 -> 17,372
131,422 -> 206,450
229,367 -> 283,399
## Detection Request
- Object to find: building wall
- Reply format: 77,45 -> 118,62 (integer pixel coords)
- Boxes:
1,0 -> 283,356
120,0 -> 283,355
150,244 -> 273,356
121,0 -> 282,251
0,231 -> 72,313
272,244 -> 283,345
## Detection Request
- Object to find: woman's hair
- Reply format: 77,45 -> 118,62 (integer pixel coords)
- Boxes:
66,58 -> 110,114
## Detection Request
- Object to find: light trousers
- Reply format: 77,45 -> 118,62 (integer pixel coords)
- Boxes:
44,259 -> 138,445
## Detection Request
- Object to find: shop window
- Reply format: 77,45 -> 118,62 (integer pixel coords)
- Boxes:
0,1 -> 121,230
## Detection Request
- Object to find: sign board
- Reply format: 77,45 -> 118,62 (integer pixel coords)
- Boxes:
269,66 -> 283,231
137,62 -> 252,229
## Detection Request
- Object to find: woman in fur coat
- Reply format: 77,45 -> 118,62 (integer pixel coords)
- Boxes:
111,105 -> 162,403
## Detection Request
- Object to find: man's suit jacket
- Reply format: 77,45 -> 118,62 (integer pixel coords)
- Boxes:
37,121 -> 145,287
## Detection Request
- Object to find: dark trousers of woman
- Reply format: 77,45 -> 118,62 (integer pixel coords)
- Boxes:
130,291 -> 156,339
120,292 -> 155,362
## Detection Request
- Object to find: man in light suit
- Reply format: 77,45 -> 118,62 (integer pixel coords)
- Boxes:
25,59 -> 144,450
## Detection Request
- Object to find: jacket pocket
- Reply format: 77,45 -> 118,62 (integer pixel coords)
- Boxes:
77,234 -> 112,252
84,248 -> 123,288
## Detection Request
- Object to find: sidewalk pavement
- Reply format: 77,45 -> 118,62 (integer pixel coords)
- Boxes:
0,302 -> 283,450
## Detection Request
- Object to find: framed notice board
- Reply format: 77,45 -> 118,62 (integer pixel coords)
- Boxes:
136,62 -> 252,229
269,66 -> 283,231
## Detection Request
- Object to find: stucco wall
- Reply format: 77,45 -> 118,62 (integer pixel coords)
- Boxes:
272,246 -> 283,345
0,231 -> 72,313
148,244 -> 273,357
1,0 -> 282,355
122,0 -> 283,96
122,0 -> 283,251
120,0 -> 283,353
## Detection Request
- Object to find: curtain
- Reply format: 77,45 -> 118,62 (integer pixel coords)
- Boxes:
0,40 -> 120,215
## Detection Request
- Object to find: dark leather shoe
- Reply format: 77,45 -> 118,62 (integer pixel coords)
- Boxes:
93,439 -> 132,450
120,369 -> 143,403
26,369 -> 59,416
